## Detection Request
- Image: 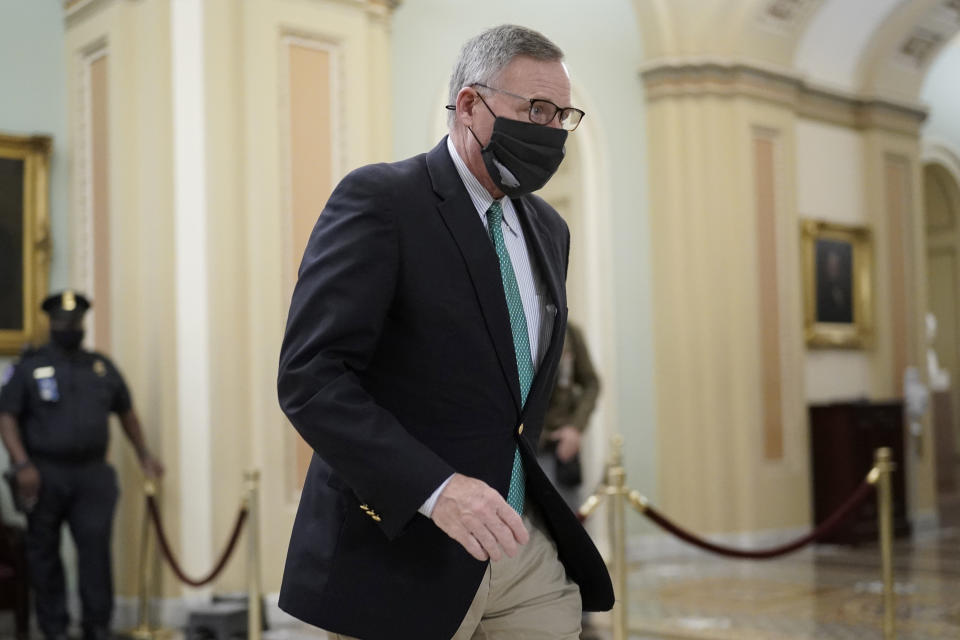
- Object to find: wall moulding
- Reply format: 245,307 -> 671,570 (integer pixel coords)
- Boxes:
278,0 -> 400,17
64,0 -> 120,26
364,0 -> 401,17
641,60 -> 928,135
64,0 -> 400,25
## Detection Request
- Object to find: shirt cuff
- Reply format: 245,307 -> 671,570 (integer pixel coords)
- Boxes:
418,474 -> 454,518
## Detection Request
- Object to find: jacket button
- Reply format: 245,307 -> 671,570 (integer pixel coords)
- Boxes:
518,423 -> 524,435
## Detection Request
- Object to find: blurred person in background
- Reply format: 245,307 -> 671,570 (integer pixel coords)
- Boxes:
539,321 -> 600,511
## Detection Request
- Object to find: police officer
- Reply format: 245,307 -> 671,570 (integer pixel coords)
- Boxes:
0,291 -> 163,640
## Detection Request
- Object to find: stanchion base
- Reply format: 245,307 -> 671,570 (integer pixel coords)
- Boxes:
121,624 -> 178,640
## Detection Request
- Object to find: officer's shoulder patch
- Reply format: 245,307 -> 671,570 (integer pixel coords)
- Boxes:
92,352 -> 121,375
93,359 -> 107,377
1,364 -> 14,387
89,350 -> 112,365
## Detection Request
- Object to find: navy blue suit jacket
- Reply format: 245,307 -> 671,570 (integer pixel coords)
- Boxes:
277,138 -> 613,639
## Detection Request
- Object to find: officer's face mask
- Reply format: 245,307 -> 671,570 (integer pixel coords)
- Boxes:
51,329 -> 84,351
467,93 -> 567,198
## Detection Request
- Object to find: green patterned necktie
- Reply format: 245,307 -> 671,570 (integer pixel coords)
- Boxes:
486,201 -> 533,514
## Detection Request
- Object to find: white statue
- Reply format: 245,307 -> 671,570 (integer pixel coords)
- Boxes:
904,366 -> 929,426
926,312 -> 951,392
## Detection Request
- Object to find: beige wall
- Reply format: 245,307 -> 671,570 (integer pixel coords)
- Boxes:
89,54 -> 111,352
864,127 -> 935,519
792,115 -> 936,521
236,0 -> 394,594
65,0 -> 178,601
646,80 -> 810,533
925,162 -> 960,456
796,119 -> 873,401
644,57 -> 936,536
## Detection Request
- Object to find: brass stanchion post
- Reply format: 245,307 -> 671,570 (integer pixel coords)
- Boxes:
875,448 -> 896,640
606,436 -> 628,640
125,480 -> 173,640
578,491 -> 604,521
245,470 -> 263,640
128,480 -> 155,639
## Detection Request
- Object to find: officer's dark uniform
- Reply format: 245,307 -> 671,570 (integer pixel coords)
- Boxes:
0,295 -> 129,638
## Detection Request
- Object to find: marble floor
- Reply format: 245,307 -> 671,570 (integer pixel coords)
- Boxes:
248,514 -> 960,640
263,493 -> 960,640
620,526 -> 960,639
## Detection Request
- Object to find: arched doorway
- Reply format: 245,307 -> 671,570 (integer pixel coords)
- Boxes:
924,159 -> 960,523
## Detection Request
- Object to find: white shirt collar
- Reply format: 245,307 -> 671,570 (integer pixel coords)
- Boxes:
446,136 -> 521,237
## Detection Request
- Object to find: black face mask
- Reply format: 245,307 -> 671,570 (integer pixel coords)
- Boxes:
468,97 -> 568,197
51,329 -> 84,351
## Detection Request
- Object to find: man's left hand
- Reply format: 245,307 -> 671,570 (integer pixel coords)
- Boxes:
140,454 -> 165,479
550,426 -> 581,463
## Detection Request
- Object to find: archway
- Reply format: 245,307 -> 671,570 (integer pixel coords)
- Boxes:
924,158 -> 960,524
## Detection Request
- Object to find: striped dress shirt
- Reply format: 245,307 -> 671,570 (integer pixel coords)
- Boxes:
418,138 -> 553,518
445,136 -> 550,367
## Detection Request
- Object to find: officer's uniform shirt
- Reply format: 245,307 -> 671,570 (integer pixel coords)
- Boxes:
0,344 -> 132,462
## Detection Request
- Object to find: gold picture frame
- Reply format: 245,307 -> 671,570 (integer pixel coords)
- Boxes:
801,219 -> 873,349
0,133 -> 52,355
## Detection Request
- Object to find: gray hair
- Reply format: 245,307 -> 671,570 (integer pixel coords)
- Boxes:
447,25 -> 564,128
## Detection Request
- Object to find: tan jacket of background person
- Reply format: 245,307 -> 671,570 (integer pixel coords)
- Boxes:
541,322 -> 600,447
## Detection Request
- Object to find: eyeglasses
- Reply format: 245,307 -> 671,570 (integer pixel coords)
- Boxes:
472,83 -> 585,131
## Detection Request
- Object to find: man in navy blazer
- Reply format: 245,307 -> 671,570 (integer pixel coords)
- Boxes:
277,24 -> 613,640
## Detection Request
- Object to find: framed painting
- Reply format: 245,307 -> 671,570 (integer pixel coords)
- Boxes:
0,133 -> 52,354
801,219 -> 874,349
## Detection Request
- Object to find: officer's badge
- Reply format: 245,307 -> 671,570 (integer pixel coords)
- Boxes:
33,367 -> 59,402
93,360 -> 107,377
36,377 -> 60,402
1,364 -> 13,387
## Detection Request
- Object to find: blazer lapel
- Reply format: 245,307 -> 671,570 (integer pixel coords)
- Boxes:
513,196 -> 566,416
513,197 -> 564,321
427,139 -> 523,413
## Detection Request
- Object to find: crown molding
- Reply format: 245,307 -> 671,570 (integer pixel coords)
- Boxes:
640,58 -> 927,136
64,0 -> 120,27
64,0 -> 400,25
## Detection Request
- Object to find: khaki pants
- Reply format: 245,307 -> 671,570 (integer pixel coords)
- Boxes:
333,507 -> 582,639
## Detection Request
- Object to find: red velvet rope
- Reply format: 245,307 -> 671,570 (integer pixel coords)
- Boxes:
638,479 -> 876,559
146,494 -> 248,587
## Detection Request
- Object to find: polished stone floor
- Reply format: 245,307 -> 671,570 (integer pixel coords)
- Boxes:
621,529 -> 960,639
253,513 -> 960,640
614,491 -> 960,640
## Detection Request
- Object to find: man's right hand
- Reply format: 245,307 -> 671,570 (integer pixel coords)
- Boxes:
431,473 -> 529,562
15,463 -> 40,508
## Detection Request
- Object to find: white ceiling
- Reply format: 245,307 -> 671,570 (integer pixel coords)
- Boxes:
793,0 -> 904,91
